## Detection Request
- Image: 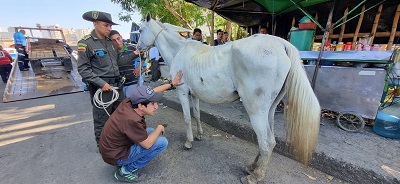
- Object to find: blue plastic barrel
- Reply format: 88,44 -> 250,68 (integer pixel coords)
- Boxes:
373,109 -> 400,139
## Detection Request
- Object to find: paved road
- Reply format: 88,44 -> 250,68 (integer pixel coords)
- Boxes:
0,86 -> 345,183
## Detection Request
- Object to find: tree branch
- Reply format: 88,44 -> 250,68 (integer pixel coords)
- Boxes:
163,0 -> 193,29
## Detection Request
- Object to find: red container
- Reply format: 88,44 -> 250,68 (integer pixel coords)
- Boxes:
344,42 -> 352,51
299,22 -> 317,30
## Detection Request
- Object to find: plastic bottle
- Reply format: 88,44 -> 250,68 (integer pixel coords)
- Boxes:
323,42 -> 331,51
331,41 -> 336,51
355,42 -> 363,51
363,44 -> 371,51
344,42 -> 352,51
336,42 -> 344,51
372,44 -> 381,51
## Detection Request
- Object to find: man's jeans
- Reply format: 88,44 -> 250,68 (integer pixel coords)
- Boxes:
117,128 -> 168,172
122,75 -> 145,98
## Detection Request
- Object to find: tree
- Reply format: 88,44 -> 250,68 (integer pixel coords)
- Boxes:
111,0 -> 247,41
111,0 -> 206,29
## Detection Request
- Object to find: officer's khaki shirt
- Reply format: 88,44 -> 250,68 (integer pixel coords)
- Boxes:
77,30 -> 119,88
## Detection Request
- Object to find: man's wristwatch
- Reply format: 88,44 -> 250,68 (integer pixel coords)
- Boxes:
169,82 -> 176,89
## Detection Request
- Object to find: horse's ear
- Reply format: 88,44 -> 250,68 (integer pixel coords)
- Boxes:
146,13 -> 151,22
156,16 -> 164,22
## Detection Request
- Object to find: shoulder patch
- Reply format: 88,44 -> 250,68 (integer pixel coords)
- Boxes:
77,43 -> 87,47
82,34 -> 91,40
77,42 -> 87,52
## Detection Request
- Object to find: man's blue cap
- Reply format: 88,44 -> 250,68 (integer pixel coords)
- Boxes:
130,86 -> 163,105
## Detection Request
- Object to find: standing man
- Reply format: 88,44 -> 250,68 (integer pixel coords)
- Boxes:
211,29 -> 225,46
149,46 -> 161,82
260,26 -> 268,34
0,45 -> 13,83
109,30 -> 144,97
13,29 -> 29,71
77,11 -> 124,146
223,31 -> 231,43
189,28 -> 207,44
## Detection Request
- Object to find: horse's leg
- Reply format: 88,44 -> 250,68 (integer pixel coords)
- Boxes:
268,88 -> 286,134
241,108 -> 276,183
245,89 -> 285,175
191,96 -> 203,141
177,90 -> 194,149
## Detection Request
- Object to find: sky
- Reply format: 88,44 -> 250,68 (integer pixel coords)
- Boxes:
0,0 -> 142,39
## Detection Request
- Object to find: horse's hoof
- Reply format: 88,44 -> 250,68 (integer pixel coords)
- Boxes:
240,175 -> 257,184
184,142 -> 192,150
240,176 -> 248,184
195,135 -> 202,141
245,165 -> 253,175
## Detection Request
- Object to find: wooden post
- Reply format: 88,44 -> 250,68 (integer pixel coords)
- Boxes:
387,4 -> 400,50
327,18 -> 333,43
210,11 -> 215,44
352,5 -> 365,48
310,13 -> 318,51
370,4 -> 383,44
339,7 -> 349,42
273,20 -> 277,35
291,17 -> 296,28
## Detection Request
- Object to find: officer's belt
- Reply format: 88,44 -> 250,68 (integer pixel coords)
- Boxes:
124,80 -> 138,86
100,77 -> 120,84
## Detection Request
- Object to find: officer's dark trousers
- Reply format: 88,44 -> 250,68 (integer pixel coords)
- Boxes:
15,44 -> 29,70
0,64 -> 12,83
88,83 -> 124,146
150,59 -> 160,81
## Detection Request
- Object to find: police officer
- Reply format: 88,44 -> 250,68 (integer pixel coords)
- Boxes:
77,11 -> 124,146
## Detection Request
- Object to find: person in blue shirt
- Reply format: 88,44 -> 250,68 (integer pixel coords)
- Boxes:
13,29 -> 29,71
133,57 -> 148,86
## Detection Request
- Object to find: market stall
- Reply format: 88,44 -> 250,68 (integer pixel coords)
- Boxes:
186,0 -> 400,137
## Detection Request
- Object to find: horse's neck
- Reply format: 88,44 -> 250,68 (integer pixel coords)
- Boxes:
154,30 -> 184,65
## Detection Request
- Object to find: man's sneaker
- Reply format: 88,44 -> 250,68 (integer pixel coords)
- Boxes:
114,167 -> 146,183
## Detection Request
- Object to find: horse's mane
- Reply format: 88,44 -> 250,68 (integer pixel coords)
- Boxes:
154,20 -> 186,42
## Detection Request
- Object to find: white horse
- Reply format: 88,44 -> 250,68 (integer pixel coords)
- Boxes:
138,13 -> 320,184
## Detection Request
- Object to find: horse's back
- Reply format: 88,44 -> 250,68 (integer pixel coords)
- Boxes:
229,35 -> 291,91
172,35 -> 292,104
173,42 -> 239,103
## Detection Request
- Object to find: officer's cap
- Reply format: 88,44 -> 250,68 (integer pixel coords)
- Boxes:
82,11 -> 119,25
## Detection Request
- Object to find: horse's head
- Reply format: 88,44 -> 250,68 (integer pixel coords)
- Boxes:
137,13 -> 163,51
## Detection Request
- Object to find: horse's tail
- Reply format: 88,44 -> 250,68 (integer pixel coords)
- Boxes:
283,41 -> 320,165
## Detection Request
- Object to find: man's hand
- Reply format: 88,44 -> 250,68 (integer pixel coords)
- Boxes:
133,66 -> 140,77
134,49 -> 140,55
102,83 -> 113,92
172,70 -> 184,87
158,124 -> 166,135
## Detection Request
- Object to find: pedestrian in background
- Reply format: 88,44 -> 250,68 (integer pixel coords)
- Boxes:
260,26 -> 268,34
13,29 -> 29,71
211,29 -> 225,46
0,45 -> 13,83
149,46 -> 161,82
189,28 -> 208,45
223,31 -> 231,43
77,11 -> 124,146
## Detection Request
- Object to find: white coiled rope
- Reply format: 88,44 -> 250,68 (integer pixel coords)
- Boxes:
93,87 -> 120,116
92,50 -> 145,116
